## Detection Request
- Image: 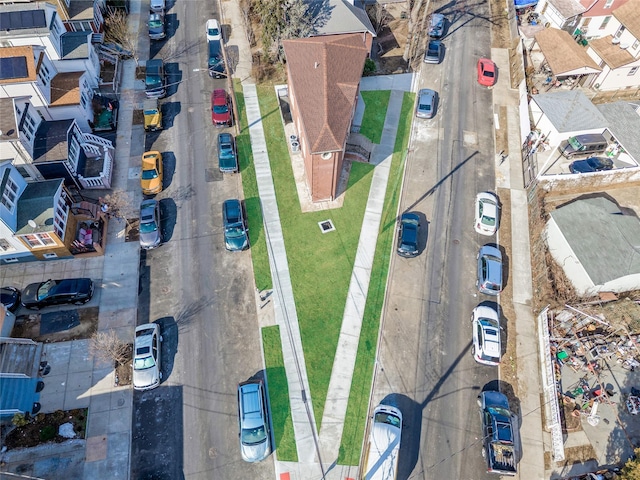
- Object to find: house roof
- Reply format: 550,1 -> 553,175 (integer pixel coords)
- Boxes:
0,98 -> 18,141
532,90 -> 607,132
549,0 -> 587,18
0,4 -> 50,38
16,179 -> 62,234
69,0 -> 95,21
307,0 -> 376,37
61,31 -> 90,59
535,28 -> 602,76
613,0 -> 640,40
549,197 -> 640,286
50,71 -> 82,106
32,119 -> 73,163
589,35 -> 636,68
597,101 -> 640,163
0,46 -> 37,84
579,0 -> 630,18
283,33 -> 367,153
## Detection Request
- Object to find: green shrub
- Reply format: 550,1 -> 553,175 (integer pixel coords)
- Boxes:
39,425 -> 56,441
363,58 -> 376,75
12,413 -> 29,427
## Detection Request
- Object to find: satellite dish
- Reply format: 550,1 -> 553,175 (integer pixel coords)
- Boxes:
28,219 -> 37,229
612,37 -> 620,44
620,42 -> 630,49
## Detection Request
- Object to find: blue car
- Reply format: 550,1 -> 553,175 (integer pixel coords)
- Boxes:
218,133 -> 238,173
569,156 -> 613,173
397,212 -> 421,257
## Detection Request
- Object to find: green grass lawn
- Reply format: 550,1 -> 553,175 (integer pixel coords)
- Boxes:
256,84 -> 374,429
338,91 -> 415,465
233,80 -> 272,291
359,91 -> 391,144
262,326 -> 297,461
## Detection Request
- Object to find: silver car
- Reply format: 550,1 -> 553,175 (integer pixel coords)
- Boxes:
133,323 -> 162,391
416,89 -> 436,119
139,199 -> 161,249
477,245 -> 503,295
237,380 -> 271,462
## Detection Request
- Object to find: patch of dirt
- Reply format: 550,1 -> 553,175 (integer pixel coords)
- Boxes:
132,109 -> 144,125
562,444 -> 598,465
125,218 -> 140,242
115,344 -> 133,387
11,308 -> 99,343
135,66 -> 146,80
3,409 -> 87,450
496,105 -> 509,155
489,0 -> 512,49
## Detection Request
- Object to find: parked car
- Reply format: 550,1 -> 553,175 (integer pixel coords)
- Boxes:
1,286 -> 21,312
428,13 -> 445,38
139,199 -> 162,249
141,151 -> 164,195
218,133 -> 238,173
560,134 -> 608,159
477,245 -> 503,295
223,199 -> 249,251
477,58 -> 497,87
471,305 -> 502,366
148,12 -> 165,40
145,59 -> 166,98
237,380 -> 271,462
143,98 -> 163,132
211,89 -> 232,127
397,212 -> 420,258
208,39 -> 225,78
569,156 -> 614,173
416,88 -> 437,119
478,391 -> 517,475
424,40 -> 442,64
133,323 -> 163,391
206,18 -> 222,42
474,192 -> 499,236
21,278 -> 94,309
150,0 -> 165,13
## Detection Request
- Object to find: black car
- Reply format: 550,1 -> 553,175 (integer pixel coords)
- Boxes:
1,286 -> 21,312
569,156 -> 614,174
21,278 -> 94,309
397,212 -> 420,257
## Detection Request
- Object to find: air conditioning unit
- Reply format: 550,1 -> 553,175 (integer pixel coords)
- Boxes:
620,42 -> 631,49
612,37 -> 621,44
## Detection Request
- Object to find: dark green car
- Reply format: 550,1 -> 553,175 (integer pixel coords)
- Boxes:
223,199 -> 248,251
217,133 -> 238,173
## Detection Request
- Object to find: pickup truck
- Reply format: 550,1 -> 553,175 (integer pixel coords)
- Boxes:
478,391 -> 517,476
424,40 -> 442,64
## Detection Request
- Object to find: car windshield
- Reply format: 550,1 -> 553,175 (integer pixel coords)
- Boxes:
37,280 -> 56,300
146,76 -> 161,87
149,19 -> 162,28
213,104 -> 228,114
208,27 -> 219,36
143,109 -> 158,115
220,144 -> 233,155
419,102 -> 432,111
483,69 -> 494,78
225,225 -> 245,238
140,220 -> 158,233
142,169 -> 158,180
241,425 -> 266,445
134,354 -> 156,370
568,137 -> 583,150
481,205 -> 496,225
374,412 -> 401,427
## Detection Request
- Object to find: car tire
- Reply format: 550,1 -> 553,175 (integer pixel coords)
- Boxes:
74,300 -> 84,305
471,345 -> 475,356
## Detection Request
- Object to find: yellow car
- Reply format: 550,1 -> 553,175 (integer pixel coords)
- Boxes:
141,151 -> 163,195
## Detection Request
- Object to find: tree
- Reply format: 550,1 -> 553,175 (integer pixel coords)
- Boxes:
622,449 -> 640,480
256,0 -> 313,62
104,8 -> 138,64
403,0 -> 427,63
367,3 -> 391,36
89,330 -> 131,366
101,189 -> 137,227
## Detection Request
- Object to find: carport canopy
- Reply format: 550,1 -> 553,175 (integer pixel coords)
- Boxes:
534,28 -> 602,77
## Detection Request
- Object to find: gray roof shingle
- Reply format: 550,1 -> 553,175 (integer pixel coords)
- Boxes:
532,90 -> 607,133
597,101 -> 640,163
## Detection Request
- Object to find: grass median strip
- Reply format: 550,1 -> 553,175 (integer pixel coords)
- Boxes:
338,91 -> 415,465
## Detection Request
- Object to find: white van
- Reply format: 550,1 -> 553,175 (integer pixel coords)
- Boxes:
361,404 -> 402,480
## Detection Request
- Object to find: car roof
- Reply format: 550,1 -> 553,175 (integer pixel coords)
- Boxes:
140,200 -> 157,217
224,199 -> 242,220
418,89 -> 435,99
219,132 -> 232,142
401,212 -> 420,223
146,59 -> 163,71
212,89 -> 226,100
480,244 -> 501,259
239,381 -> 264,427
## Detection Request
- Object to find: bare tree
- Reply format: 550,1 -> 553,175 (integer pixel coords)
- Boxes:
89,330 -> 131,366
368,3 -> 391,36
403,0 -> 427,63
104,9 -> 138,64
240,0 -> 255,47
256,0 -> 313,63
102,189 -> 137,227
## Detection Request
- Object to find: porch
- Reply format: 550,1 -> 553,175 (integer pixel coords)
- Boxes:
68,201 -> 108,256
76,133 -> 114,189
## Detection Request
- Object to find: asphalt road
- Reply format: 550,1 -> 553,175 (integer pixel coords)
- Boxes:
130,2 -> 273,479
376,3 -> 501,480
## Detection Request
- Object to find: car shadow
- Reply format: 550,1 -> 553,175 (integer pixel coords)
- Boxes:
161,101 -> 181,129
159,197 -> 177,242
165,62 -> 182,98
379,393 -> 421,480
155,316 -> 178,383
161,151 -> 176,190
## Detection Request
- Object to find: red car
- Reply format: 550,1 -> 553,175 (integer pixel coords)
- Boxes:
211,89 -> 232,127
477,58 -> 497,87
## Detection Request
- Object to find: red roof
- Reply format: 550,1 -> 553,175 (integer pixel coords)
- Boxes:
579,0 -> 630,18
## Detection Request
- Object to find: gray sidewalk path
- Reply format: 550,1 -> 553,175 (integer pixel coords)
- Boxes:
318,89 -> 406,464
492,47 -> 546,480
241,83 -> 319,466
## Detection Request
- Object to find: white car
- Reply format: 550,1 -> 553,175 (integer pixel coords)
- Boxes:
474,192 -> 499,236
133,323 -> 163,390
471,305 -> 501,366
206,18 -> 222,42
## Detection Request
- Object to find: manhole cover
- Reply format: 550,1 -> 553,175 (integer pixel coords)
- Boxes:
318,219 -> 335,233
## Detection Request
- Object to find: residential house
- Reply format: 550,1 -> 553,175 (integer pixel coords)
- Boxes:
0,97 -> 114,189
0,161 -> 106,264
54,0 -> 107,36
307,0 -> 376,54
534,0 -> 586,33
527,89 -> 640,176
0,2 -> 101,131
545,196 -> 640,295
575,0 -> 630,38
283,33 -> 368,202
